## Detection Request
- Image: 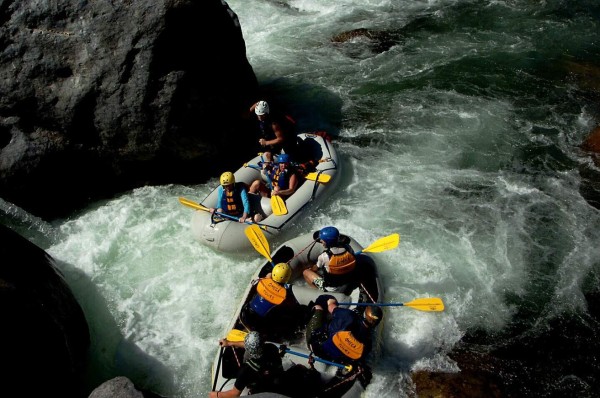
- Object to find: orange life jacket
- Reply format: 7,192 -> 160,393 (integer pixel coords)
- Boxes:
249,279 -> 287,316
331,330 -> 364,360
327,250 -> 356,275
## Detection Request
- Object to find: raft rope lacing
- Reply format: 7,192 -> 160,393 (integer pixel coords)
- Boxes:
322,365 -> 363,392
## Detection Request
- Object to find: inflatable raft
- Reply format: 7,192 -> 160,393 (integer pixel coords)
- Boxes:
189,133 -> 340,253
210,230 -> 385,398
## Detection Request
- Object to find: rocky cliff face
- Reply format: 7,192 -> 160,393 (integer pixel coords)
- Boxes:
0,0 -> 259,219
0,223 -> 90,398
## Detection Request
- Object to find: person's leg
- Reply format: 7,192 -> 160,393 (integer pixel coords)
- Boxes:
302,269 -> 324,290
305,308 -> 325,349
249,179 -> 262,194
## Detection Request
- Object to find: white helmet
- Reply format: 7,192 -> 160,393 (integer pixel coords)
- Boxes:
255,101 -> 270,115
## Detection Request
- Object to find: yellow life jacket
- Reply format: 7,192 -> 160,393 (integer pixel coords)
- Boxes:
332,330 -> 364,360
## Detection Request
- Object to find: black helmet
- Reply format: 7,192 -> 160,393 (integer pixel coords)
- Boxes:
364,306 -> 383,327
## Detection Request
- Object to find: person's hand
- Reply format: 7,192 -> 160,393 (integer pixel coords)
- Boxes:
315,294 -> 336,309
259,138 -> 266,146
219,338 -> 229,347
209,208 -> 215,214
272,186 -> 280,195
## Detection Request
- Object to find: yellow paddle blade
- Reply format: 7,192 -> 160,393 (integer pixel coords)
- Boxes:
404,297 -> 445,312
178,197 -> 209,212
245,224 -> 273,262
271,195 -> 288,215
361,233 -> 400,253
227,329 -> 248,342
305,172 -> 331,183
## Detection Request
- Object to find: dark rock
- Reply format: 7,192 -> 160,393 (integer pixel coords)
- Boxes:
88,376 -> 144,398
0,0 -> 259,219
413,369 -> 503,398
87,376 -> 165,398
0,223 -> 90,398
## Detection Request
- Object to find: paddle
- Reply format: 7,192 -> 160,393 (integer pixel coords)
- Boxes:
245,224 -> 275,266
355,233 -> 400,255
271,195 -> 288,216
305,172 -> 331,183
212,346 -> 224,391
226,329 -> 352,371
338,297 -> 445,312
178,197 -> 254,225
242,162 -> 288,216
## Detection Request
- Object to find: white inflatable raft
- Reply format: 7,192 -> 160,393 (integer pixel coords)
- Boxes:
210,231 -> 385,398
190,132 -> 340,253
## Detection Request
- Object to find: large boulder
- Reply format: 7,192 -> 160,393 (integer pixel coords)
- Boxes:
0,0 -> 259,219
0,223 -> 90,397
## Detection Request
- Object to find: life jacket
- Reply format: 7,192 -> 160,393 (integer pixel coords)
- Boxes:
323,247 -> 356,287
321,330 -> 364,361
249,279 -> 288,317
224,183 -> 245,216
271,167 -> 290,190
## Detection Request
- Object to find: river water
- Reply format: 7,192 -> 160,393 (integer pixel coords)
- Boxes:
2,1 -> 600,397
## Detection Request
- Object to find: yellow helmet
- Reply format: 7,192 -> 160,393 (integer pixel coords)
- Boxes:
272,263 -> 292,284
220,172 -> 235,186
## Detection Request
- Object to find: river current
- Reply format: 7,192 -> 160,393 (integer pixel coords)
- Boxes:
2,1 -> 600,397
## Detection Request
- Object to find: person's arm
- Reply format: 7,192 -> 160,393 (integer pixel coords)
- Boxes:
239,188 -> 250,222
211,186 -> 225,213
218,338 -> 244,350
327,298 -> 339,314
315,252 -> 327,270
274,173 -> 298,197
208,338 -> 246,397
249,101 -> 259,114
208,387 -> 242,398
260,121 -> 285,147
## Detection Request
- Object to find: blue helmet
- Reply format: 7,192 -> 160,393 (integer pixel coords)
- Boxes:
277,153 -> 290,164
319,226 -> 339,246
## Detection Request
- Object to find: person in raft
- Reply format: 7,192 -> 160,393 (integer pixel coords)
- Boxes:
302,226 -> 358,293
250,100 -> 298,163
210,171 -> 261,223
305,294 -> 383,364
240,263 -> 307,339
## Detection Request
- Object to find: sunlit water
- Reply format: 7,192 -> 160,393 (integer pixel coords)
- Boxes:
3,1 -> 600,397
